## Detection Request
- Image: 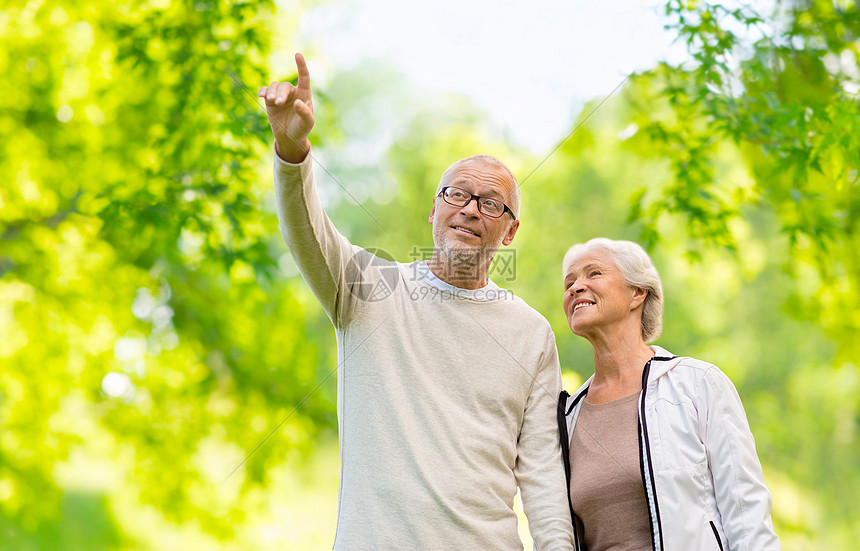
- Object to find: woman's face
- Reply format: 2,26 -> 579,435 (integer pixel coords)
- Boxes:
562,248 -> 643,339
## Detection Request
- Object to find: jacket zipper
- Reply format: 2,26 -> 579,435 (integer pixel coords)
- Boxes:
709,521 -> 724,551
562,355 -> 674,551
639,359 -> 664,551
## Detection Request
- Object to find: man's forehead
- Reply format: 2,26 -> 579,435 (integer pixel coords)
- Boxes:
448,160 -> 515,190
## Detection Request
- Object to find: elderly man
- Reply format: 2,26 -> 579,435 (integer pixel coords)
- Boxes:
260,53 -> 573,551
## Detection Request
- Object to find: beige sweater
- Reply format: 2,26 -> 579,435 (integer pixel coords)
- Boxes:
274,154 -> 574,550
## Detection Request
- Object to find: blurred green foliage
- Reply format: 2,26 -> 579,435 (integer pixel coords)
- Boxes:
632,0 -> 860,358
2,0 -> 341,547
1,0 -> 858,549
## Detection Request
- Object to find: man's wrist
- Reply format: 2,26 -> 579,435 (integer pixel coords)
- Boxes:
275,137 -> 311,164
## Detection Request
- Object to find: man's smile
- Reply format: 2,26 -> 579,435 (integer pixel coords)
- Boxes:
452,225 -> 481,237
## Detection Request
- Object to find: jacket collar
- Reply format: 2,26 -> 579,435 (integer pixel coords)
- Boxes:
570,345 -> 682,399
646,345 -> 683,381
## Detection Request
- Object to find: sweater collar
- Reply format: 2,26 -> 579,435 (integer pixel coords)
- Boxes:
416,261 -> 504,301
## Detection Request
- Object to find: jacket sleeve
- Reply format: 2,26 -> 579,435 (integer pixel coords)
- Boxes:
514,330 -> 575,551
698,367 -> 781,551
273,151 -> 374,328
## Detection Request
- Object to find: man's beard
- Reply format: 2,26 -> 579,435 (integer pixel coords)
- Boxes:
434,231 -> 500,279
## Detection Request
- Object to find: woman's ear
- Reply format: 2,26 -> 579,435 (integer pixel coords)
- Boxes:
631,287 -> 648,310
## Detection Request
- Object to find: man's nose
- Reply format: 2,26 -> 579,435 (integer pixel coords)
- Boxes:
459,197 -> 481,217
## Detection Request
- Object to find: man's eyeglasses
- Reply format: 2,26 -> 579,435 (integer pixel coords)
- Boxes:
437,186 -> 516,220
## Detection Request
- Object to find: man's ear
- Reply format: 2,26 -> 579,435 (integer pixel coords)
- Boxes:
428,201 -> 436,225
501,220 -> 519,246
631,287 -> 648,310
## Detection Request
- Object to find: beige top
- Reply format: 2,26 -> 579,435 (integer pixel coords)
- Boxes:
275,154 -> 574,550
569,391 -> 651,551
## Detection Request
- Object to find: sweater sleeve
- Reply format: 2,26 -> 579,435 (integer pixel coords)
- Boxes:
273,151 -> 375,329
699,367 -> 781,551
514,330 -> 575,551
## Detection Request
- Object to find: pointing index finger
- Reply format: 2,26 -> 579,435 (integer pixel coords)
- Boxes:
295,52 -> 311,93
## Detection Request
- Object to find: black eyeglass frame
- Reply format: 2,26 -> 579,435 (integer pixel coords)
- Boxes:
436,186 -> 517,220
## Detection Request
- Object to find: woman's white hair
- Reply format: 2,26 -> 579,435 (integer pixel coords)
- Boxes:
562,237 -> 664,343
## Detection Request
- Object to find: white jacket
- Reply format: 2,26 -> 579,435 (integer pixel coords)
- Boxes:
557,346 -> 780,551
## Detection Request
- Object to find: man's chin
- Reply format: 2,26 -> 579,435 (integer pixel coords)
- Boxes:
444,242 -> 482,258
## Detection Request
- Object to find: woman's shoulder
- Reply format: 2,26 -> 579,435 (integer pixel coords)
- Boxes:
651,347 -> 718,375
670,355 -> 717,374
656,355 -> 742,408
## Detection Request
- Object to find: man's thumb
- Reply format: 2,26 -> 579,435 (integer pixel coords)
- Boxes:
294,99 -> 314,130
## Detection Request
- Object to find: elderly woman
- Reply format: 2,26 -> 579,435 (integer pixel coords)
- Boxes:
557,238 -> 780,551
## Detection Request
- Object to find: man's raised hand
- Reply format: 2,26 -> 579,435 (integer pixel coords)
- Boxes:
259,52 -> 315,164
